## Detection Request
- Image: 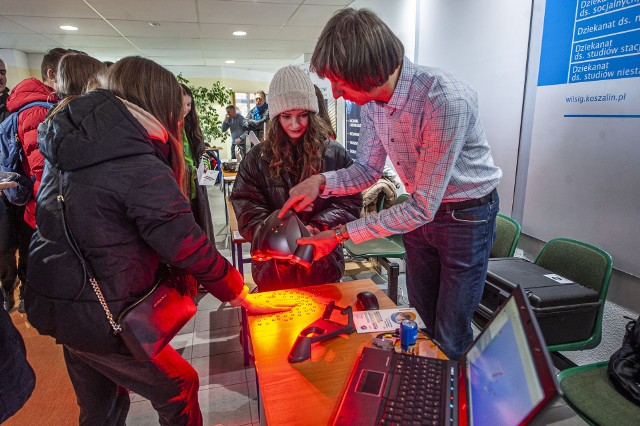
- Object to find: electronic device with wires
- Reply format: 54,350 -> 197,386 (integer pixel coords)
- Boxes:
288,301 -> 356,363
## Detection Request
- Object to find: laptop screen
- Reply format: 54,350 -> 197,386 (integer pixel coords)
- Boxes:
465,292 -> 552,425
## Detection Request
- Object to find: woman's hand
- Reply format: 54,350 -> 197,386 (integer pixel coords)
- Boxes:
240,295 -> 297,315
0,181 -> 18,191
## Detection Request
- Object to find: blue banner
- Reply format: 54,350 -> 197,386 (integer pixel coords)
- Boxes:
538,0 -> 640,86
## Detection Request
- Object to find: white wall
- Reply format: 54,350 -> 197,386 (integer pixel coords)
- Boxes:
417,0 -> 533,215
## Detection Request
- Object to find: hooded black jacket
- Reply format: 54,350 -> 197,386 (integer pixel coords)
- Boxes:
230,140 -> 362,290
26,89 -> 242,354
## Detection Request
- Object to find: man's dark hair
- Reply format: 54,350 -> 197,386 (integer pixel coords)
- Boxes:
41,48 -> 73,81
311,8 -> 404,92
226,105 -> 235,110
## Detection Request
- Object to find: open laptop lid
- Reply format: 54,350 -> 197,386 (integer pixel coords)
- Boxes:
461,285 -> 559,426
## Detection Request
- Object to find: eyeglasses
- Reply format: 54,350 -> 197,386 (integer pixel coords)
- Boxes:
255,97 -> 263,101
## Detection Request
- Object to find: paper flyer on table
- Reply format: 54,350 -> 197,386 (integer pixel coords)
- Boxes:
353,307 -> 425,334
197,162 -> 218,186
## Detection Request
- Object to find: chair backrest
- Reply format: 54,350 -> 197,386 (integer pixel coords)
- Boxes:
490,213 -> 521,258
535,238 -> 613,350
535,238 -> 612,296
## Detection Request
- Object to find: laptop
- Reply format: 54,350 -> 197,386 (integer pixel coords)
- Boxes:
333,286 -> 559,426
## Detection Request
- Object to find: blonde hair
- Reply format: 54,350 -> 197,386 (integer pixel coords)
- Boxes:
47,53 -> 107,123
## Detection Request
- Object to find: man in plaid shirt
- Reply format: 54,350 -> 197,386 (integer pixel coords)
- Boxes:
280,8 -> 502,360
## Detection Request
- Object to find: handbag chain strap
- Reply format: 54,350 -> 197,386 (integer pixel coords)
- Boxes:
56,172 -> 122,335
89,277 -> 122,334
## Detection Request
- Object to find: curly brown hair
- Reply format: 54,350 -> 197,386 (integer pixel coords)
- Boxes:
263,112 -> 334,182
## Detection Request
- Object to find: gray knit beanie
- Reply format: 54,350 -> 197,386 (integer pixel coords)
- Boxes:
268,65 -> 319,118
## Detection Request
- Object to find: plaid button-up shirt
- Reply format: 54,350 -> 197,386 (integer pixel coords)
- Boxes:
321,58 -> 502,243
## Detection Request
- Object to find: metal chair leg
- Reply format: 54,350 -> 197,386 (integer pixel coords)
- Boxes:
378,257 -> 399,304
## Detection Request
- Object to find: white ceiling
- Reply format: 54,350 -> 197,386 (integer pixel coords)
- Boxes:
0,0 -> 354,73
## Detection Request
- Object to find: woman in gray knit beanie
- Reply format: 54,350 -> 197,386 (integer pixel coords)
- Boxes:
230,65 -> 362,291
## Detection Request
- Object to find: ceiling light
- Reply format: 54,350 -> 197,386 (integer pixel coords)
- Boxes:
232,31 -> 247,36
148,22 -> 161,27
225,60 -> 236,64
60,25 -> 78,31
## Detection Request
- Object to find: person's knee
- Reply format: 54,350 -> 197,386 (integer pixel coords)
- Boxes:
183,365 -> 199,397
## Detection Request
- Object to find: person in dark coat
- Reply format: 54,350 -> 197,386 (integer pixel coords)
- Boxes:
0,181 -> 35,423
2,48 -> 68,312
25,57 -> 293,426
231,66 -> 362,291
242,90 -> 269,144
180,83 -> 216,245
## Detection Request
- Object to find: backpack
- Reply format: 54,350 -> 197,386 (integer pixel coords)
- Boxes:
608,315 -> 640,405
0,101 -> 52,205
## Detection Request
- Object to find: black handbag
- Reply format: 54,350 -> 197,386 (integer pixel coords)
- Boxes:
91,267 -> 197,361
607,315 -> 640,405
57,172 -> 196,360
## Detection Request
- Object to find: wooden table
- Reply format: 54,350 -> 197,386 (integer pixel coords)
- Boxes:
222,169 -> 237,223
247,279 -> 446,425
225,196 -> 251,275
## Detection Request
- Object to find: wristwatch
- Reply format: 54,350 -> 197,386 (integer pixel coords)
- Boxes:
334,225 -> 350,243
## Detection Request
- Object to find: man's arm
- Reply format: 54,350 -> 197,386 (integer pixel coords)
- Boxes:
347,96 -> 474,243
221,117 -> 230,132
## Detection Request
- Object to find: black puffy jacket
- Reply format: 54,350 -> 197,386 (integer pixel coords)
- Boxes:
230,140 -> 362,290
26,89 -> 242,354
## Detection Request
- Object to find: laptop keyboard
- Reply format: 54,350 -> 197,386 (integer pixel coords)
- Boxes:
378,353 -> 445,426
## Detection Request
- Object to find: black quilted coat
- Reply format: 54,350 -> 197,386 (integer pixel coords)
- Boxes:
230,140 -> 362,290
26,89 -> 242,354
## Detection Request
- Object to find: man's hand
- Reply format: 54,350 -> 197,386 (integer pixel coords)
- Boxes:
240,295 -> 297,315
279,175 -> 326,218
235,137 -> 241,144
297,230 -> 340,261
0,181 -> 18,191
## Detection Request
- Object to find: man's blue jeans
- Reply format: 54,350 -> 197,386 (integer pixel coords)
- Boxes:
403,191 -> 499,360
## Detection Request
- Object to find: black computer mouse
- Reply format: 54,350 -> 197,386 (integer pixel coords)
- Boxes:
356,291 -> 380,311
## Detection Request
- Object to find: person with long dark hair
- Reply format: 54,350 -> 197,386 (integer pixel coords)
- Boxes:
180,83 -> 215,244
230,65 -> 361,291
25,57 -> 293,425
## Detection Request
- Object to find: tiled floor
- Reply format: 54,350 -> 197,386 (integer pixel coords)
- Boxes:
126,182 -> 586,425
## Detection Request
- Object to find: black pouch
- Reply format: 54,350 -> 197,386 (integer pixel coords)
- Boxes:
608,315 -> 640,405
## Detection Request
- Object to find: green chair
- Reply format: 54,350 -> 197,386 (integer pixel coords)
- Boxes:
344,194 -> 408,304
535,238 -> 613,352
557,361 -> 640,425
490,213 -> 521,258
472,213 -> 521,329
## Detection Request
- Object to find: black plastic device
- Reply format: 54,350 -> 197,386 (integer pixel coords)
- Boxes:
356,291 -> 379,311
288,301 -> 356,363
250,209 -> 315,268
